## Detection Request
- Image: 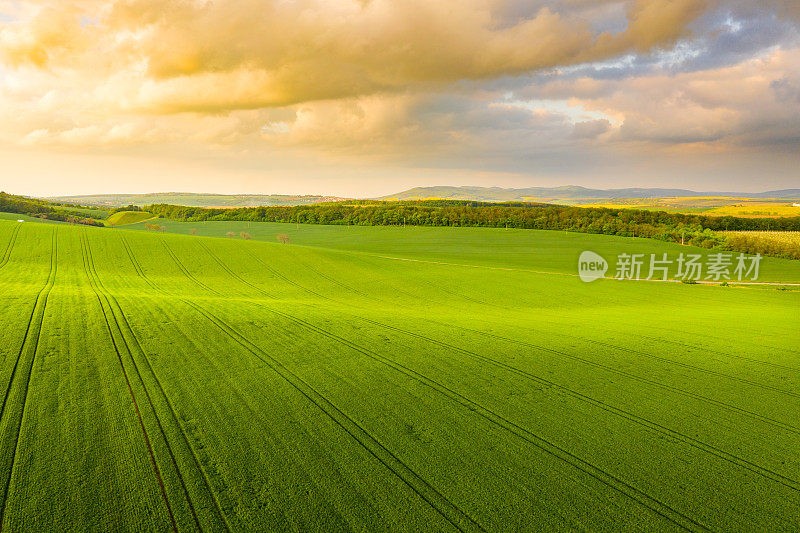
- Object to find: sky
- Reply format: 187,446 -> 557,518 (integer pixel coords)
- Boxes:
0,0 -> 798,197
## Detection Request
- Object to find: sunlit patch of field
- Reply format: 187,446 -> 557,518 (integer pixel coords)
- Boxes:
671,196 -> 741,200
722,231 -> 800,246
707,204 -> 800,218
586,203 -> 656,209
561,197 -> 800,215
105,211 -> 156,226
722,231 -> 800,259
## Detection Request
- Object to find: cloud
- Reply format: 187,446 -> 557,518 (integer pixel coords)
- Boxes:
572,118 -> 611,139
0,0 -> 798,193
0,0 -> 716,113
772,77 -> 800,104
517,46 -> 800,149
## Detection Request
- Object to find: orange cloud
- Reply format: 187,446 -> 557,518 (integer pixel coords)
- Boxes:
0,0 -> 713,113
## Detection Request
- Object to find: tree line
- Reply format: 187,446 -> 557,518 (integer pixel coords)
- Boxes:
0,192 -> 104,227
1,192 -> 796,259
144,200 -> 800,232
144,200 -> 800,253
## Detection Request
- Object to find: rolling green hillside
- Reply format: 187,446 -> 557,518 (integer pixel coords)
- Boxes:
121,218 -> 800,282
0,218 -> 798,530
105,210 -> 156,226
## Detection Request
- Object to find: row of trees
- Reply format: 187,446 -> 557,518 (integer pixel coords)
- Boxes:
111,204 -> 142,213
145,200 -> 800,233
144,200 -> 800,257
63,215 -> 104,227
0,192 -> 103,226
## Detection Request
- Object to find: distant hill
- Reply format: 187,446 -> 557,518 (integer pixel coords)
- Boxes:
46,192 -> 350,208
381,186 -> 800,202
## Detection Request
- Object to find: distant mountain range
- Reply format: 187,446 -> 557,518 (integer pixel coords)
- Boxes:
47,186 -> 800,209
47,192 -> 349,208
381,186 -> 800,202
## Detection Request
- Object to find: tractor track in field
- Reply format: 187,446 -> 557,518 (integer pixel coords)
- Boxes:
200,254 -> 800,492
0,225 -> 21,271
241,246 -> 338,304
120,236 -> 148,282
443,323 -> 800,436
125,239 -> 483,532
97,235 -> 233,532
352,315 -> 800,493
132,235 -> 479,531
181,248 -> 709,531
616,320 -> 800,359
421,291 -> 800,398
344,258 -> 800,375
249,306 -> 710,532
295,257 -> 374,299
430,292 -> 800,373
126,235 -> 463,532
147,235 -> 800,529
79,234 -> 180,533
330,253 -> 800,368
369,253 -> 800,286
0,228 -> 57,531
550,335 -> 800,398
241,258 -> 800,439
180,300 -> 486,533
196,241 -> 278,300
159,240 -> 220,296
272,260 -> 800,436
347,252 -> 513,311
618,331 -> 800,369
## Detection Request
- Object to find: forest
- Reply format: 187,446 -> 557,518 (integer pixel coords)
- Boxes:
145,200 -> 800,257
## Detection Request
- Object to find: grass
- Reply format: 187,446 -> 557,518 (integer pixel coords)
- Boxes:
106,210 -> 156,226
0,218 -> 798,530
121,217 -> 800,282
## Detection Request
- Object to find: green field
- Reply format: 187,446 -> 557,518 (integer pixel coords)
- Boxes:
123,218 -> 800,283
106,210 -> 156,226
0,218 -> 798,531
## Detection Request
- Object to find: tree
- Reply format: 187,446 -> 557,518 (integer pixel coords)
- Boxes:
240,231 -> 252,240
226,231 -> 235,238
112,204 -> 141,213
277,234 -> 290,244
190,228 -> 197,235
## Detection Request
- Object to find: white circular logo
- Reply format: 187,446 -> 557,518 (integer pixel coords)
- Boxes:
578,251 -> 608,282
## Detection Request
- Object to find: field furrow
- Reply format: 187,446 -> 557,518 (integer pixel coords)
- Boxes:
0,229 -> 57,529
0,219 -> 797,531
79,233 -> 186,531
171,243 -> 707,530
0,225 -> 21,271
117,229 -> 475,530
83,232 -> 232,532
